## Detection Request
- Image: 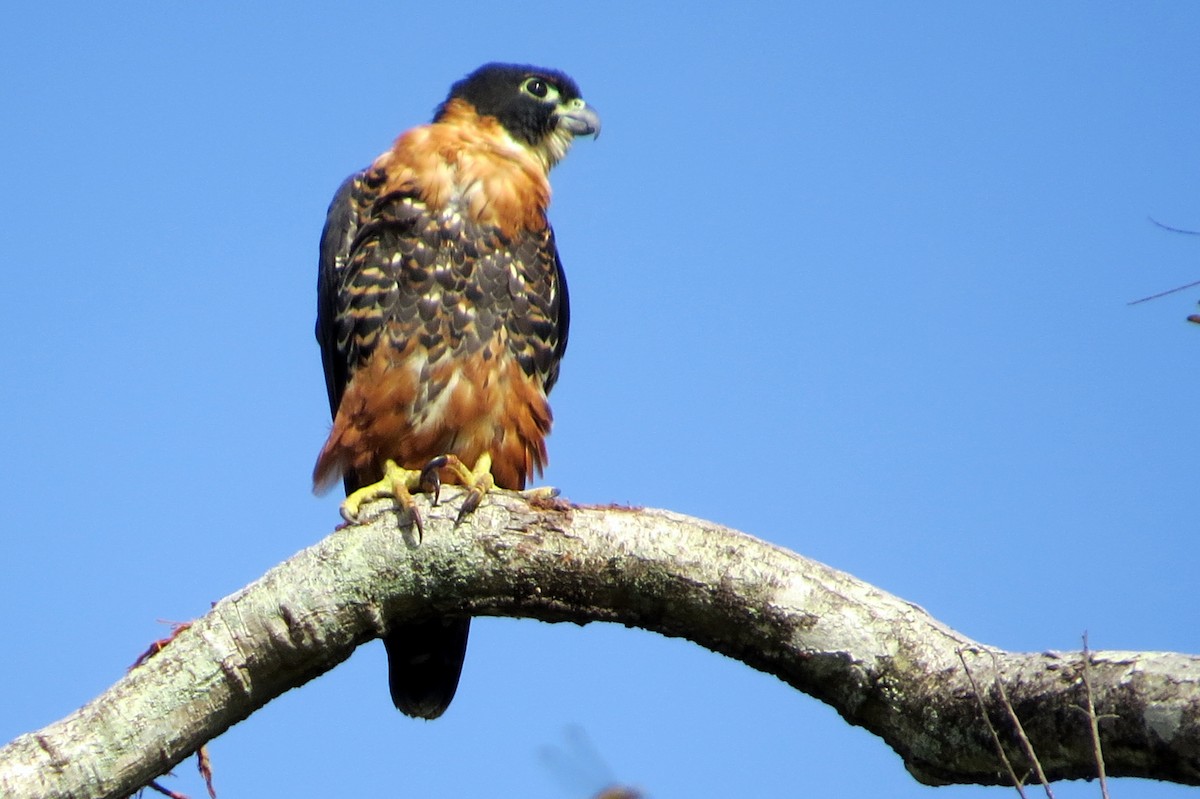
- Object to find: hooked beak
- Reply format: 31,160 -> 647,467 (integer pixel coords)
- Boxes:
558,101 -> 602,139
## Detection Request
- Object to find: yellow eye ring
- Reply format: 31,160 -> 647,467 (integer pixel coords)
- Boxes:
522,77 -> 558,101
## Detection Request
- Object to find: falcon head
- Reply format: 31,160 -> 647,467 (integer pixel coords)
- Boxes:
435,62 -> 601,169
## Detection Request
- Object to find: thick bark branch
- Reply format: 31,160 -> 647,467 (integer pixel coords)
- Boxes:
1,491 -> 1197,798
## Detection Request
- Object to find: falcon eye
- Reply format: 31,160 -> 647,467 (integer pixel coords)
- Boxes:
522,77 -> 558,101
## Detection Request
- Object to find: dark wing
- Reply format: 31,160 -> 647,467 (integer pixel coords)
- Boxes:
501,222 -> 570,396
546,230 -> 570,393
315,173 -> 364,416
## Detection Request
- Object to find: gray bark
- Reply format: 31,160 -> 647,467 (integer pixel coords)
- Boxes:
0,490 -> 1197,798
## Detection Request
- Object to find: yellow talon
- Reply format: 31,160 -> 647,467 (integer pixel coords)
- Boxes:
340,459 -> 429,536
340,452 -> 549,536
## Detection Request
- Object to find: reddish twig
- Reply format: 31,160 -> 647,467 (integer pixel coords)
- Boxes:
129,622 -> 193,670
197,744 -> 216,799
130,622 -> 216,799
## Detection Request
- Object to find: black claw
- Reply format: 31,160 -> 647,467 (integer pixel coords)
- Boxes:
420,457 -> 448,505
397,504 -> 425,544
455,490 -> 484,525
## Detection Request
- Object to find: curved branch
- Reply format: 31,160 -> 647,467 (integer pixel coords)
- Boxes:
1,491 -> 1197,798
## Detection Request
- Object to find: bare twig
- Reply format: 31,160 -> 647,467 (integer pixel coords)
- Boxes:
1082,634 -> 1112,799
1148,217 -> 1200,236
1129,217 -> 1200,308
1127,279 -> 1200,306
986,650 -> 1055,798
958,649 -> 1028,798
143,781 -> 189,799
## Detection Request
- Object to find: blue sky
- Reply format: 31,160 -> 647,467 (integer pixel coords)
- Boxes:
2,3 -> 1198,797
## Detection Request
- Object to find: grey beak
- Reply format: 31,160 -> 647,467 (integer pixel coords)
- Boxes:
559,103 -> 602,139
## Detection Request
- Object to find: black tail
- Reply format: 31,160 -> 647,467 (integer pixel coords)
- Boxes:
384,618 -> 471,719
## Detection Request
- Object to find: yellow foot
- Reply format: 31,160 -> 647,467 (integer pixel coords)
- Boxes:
428,454 -> 559,520
340,459 -> 436,538
342,453 -> 559,536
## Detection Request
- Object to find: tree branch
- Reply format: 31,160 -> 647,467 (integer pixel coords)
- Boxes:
1,491 -> 1197,798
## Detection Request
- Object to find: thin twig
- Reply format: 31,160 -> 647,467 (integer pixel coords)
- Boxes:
1148,217 -> 1200,236
986,650 -> 1055,799
1129,218 -> 1200,306
143,781 -> 190,799
1082,633 -> 1112,799
1127,279 -> 1200,306
958,649 -> 1028,798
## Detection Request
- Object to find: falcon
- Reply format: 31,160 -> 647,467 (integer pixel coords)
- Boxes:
312,63 -> 599,719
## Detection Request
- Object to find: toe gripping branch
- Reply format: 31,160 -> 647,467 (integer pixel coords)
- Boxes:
338,453 -> 511,540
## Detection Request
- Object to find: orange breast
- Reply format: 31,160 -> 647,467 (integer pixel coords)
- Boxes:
373,99 -> 551,239
313,333 -> 551,493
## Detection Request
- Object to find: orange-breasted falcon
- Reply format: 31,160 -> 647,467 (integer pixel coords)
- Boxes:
312,63 -> 599,719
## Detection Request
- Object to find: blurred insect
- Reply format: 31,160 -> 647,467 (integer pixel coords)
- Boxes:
539,725 -> 644,799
